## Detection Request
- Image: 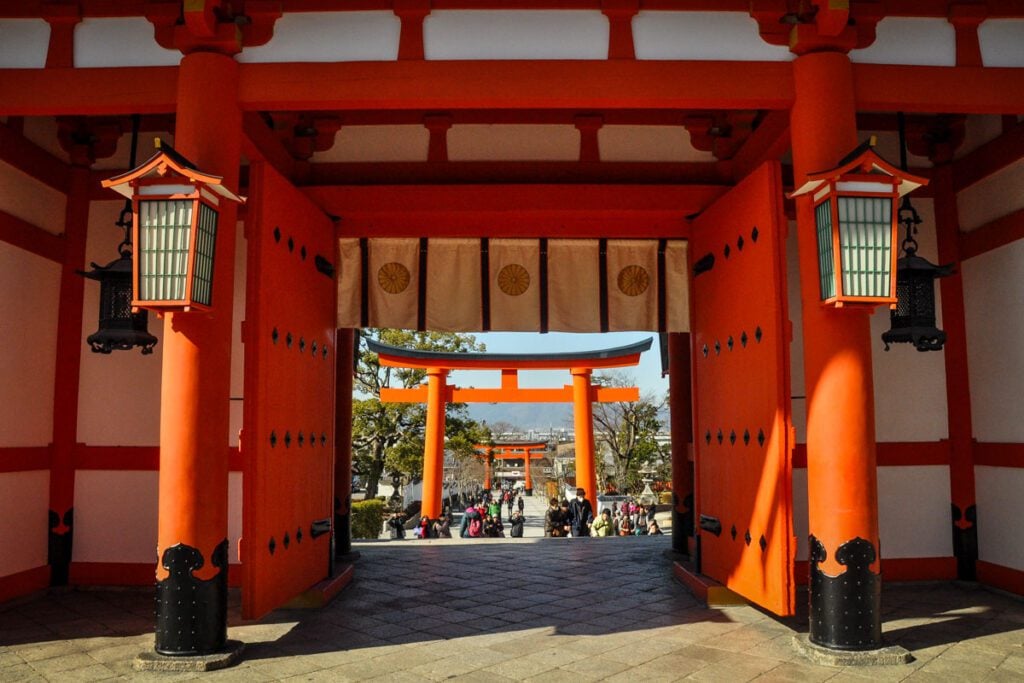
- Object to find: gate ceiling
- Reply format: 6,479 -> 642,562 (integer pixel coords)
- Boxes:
242,161 -> 337,619
690,162 -> 795,616
337,237 -> 689,333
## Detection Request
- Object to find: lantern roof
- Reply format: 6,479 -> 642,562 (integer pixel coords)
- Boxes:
101,139 -> 244,203
789,137 -> 929,199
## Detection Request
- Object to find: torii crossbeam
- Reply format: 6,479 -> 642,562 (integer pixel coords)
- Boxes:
369,337 -> 650,518
474,441 -> 549,495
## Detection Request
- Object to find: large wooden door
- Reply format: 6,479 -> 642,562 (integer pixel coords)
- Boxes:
690,162 -> 795,616
242,161 -> 337,619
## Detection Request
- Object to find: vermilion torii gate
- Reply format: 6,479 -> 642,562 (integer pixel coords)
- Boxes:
475,442 -> 549,495
368,337 -> 648,518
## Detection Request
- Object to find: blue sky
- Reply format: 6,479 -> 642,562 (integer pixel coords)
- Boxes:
449,331 -> 669,398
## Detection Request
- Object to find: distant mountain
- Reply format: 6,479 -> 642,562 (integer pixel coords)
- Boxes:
465,403 -> 575,432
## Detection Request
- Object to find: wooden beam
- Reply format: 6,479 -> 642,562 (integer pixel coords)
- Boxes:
381,385 -> 639,403
953,121 -> 1024,192
311,184 -> 721,239
0,67 -> 178,116
853,64 -> 1024,115
731,110 -> 790,183
242,112 -> 297,180
0,121 -> 70,193
0,209 -> 65,262
960,207 -> 1024,261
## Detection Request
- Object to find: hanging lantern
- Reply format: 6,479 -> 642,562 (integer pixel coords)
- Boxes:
881,197 -> 954,352
790,137 -> 929,308
79,115 -> 157,355
101,139 -> 244,312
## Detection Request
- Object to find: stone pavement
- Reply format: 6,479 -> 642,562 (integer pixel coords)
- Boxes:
2,519 -> 1023,681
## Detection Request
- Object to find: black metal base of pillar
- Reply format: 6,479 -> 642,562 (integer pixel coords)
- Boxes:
47,509 -> 74,587
134,640 -> 244,672
155,540 -> 228,657
792,635 -> 912,667
524,489 -> 533,496
809,535 -> 882,651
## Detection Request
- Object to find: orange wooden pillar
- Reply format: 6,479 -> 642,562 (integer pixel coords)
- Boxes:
523,449 -> 533,495
334,328 -> 355,557
571,368 -> 598,508
154,51 -> 241,657
421,368 -> 447,519
791,51 -> 883,651
483,448 -> 493,490
668,332 -> 694,555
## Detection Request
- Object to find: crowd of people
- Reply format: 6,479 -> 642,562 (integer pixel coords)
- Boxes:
386,484 -> 663,540
545,488 -> 663,538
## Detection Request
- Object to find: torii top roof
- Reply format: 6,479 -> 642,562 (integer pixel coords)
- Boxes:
367,337 -> 652,370
101,140 -> 245,203
789,137 -> 929,199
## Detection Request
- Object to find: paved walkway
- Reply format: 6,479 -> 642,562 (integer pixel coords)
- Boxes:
1,520 -> 1023,681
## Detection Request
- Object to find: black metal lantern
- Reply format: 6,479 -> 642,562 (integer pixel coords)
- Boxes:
79,116 -> 158,355
881,112 -> 955,352
882,197 -> 954,352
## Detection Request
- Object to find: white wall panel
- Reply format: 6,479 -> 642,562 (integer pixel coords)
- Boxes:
0,243 -> 60,447
979,20 -> 1024,68
850,18 -> 955,66
957,158 -> 1024,232
975,466 -> 1024,571
877,466 -> 953,558
238,12 -> 399,63
73,470 -> 158,563
314,125 -> 428,163
0,20 -> 49,68
448,124 -> 578,161
0,160 -> 67,235
870,199 -> 949,442
425,11 -> 608,60
599,126 -> 714,162
77,202 -> 163,446
962,239 -> 1024,442
74,18 -> 180,68
633,11 -> 792,62
0,471 -> 49,577
73,470 -> 244,565
956,115 -> 1004,160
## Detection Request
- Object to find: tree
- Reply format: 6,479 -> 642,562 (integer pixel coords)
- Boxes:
351,329 -> 487,498
591,372 -> 666,495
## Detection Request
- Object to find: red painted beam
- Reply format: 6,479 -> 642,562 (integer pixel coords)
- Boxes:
730,110 -> 790,183
0,210 -> 65,262
792,441 -> 952,468
0,122 -> 70,193
853,64 -> 1024,115
973,442 -> 1024,468
0,446 -> 52,473
960,207 -> 1024,261
0,67 -> 178,116
954,121 -> 1024,192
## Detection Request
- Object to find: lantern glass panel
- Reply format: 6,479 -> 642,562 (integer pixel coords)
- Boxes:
192,203 -> 218,307
815,199 -> 836,300
139,199 -> 193,301
837,196 -> 893,298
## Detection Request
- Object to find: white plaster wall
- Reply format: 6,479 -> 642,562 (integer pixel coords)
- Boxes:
0,19 -> 49,68
0,242 -> 60,447
956,115 -> 1004,160
962,239 -> 1024,443
877,466 -> 953,558
448,124 -> 578,161
20,117 -> 69,164
792,466 -> 952,561
313,126 -> 428,163
424,11 -> 609,60
73,470 -> 158,564
74,18 -> 180,68
975,466 -> 1024,571
0,160 -> 67,235
957,157 -> 1024,232
0,471 -> 49,577
238,12 -> 399,63
869,198 -> 949,443
599,126 -> 714,163
979,20 -> 1024,68
77,202 -> 164,446
633,11 -> 792,62
73,470 -> 244,565
850,18 -> 956,66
